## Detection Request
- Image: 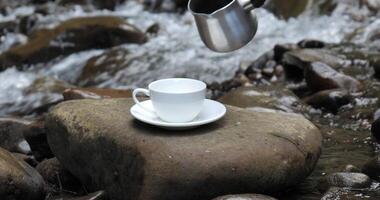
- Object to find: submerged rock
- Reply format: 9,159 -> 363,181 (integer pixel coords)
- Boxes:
319,172 -> 371,192
305,62 -> 362,92
46,98 -> 322,200
212,194 -> 278,200
77,47 -> 131,86
0,16 -> 147,70
0,147 -> 45,200
63,88 -> 132,101
320,187 -> 378,200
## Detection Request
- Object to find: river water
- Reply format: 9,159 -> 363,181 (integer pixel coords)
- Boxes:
0,1 -> 376,116
0,1 -> 380,199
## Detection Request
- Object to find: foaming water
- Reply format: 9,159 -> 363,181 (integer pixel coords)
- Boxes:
0,1 -> 371,115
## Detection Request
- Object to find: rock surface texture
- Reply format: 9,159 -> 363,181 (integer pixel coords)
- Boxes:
46,98 -> 322,200
0,147 -> 45,200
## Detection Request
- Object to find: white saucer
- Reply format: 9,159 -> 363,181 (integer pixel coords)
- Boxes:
130,99 -> 227,130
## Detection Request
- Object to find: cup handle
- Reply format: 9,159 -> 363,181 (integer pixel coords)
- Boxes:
133,88 -> 155,114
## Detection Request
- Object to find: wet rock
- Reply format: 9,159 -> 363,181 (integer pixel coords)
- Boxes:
0,117 -> 31,153
265,0 -> 310,19
23,119 -> 54,161
0,147 -> 45,200
374,109 -> 380,121
141,0 -> 189,12
298,39 -> 325,49
12,153 -> 39,167
305,62 -> 362,92
320,187 -> 372,200
46,98 -> 322,200
362,156 -> 380,181
245,51 -> 274,79
344,165 -> 360,173
282,49 -> 344,70
77,47 -> 131,86
0,20 -> 19,35
371,118 -> 380,142
0,16 -> 147,70
59,0 -> 126,10
212,194 -> 278,200
64,191 -> 105,200
319,172 -> 371,192
371,56 -> 380,78
14,77 -> 72,116
303,89 -> 352,113
36,158 -> 82,192
146,23 -> 160,35
219,85 -> 304,113
273,43 -> 298,62
63,88 -> 132,101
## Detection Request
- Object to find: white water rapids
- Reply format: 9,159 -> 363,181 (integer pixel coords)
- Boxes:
0,1 -> 378,116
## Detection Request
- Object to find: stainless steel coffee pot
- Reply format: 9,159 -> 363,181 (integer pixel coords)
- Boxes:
188,0 -> 265,52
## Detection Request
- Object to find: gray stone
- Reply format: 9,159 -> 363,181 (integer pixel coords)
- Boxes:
320,172 -> 371,192
0,147 -> 45,200
0,118 -> 31,153
46,98 -> 322,200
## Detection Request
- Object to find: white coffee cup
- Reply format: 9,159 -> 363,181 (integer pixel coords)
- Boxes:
133,78 -> 207,123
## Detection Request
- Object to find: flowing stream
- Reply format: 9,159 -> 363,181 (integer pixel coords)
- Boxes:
0,1 -> 373,116
0,1 -> 380,199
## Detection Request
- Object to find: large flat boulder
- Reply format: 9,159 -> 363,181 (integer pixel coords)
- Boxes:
46,98 -> 322,200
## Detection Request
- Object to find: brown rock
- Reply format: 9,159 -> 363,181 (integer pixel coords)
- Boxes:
63,88 -> 132,101
77,47 -> 131,86
36,158 -> 82,192
59,0 -> 126,10
0,16 -> 147,70
305,62 -> 362,92
303,89 -> 352,113
219,85 -> 304,113
282,49 -> 345,70
0,147 -> 45,200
